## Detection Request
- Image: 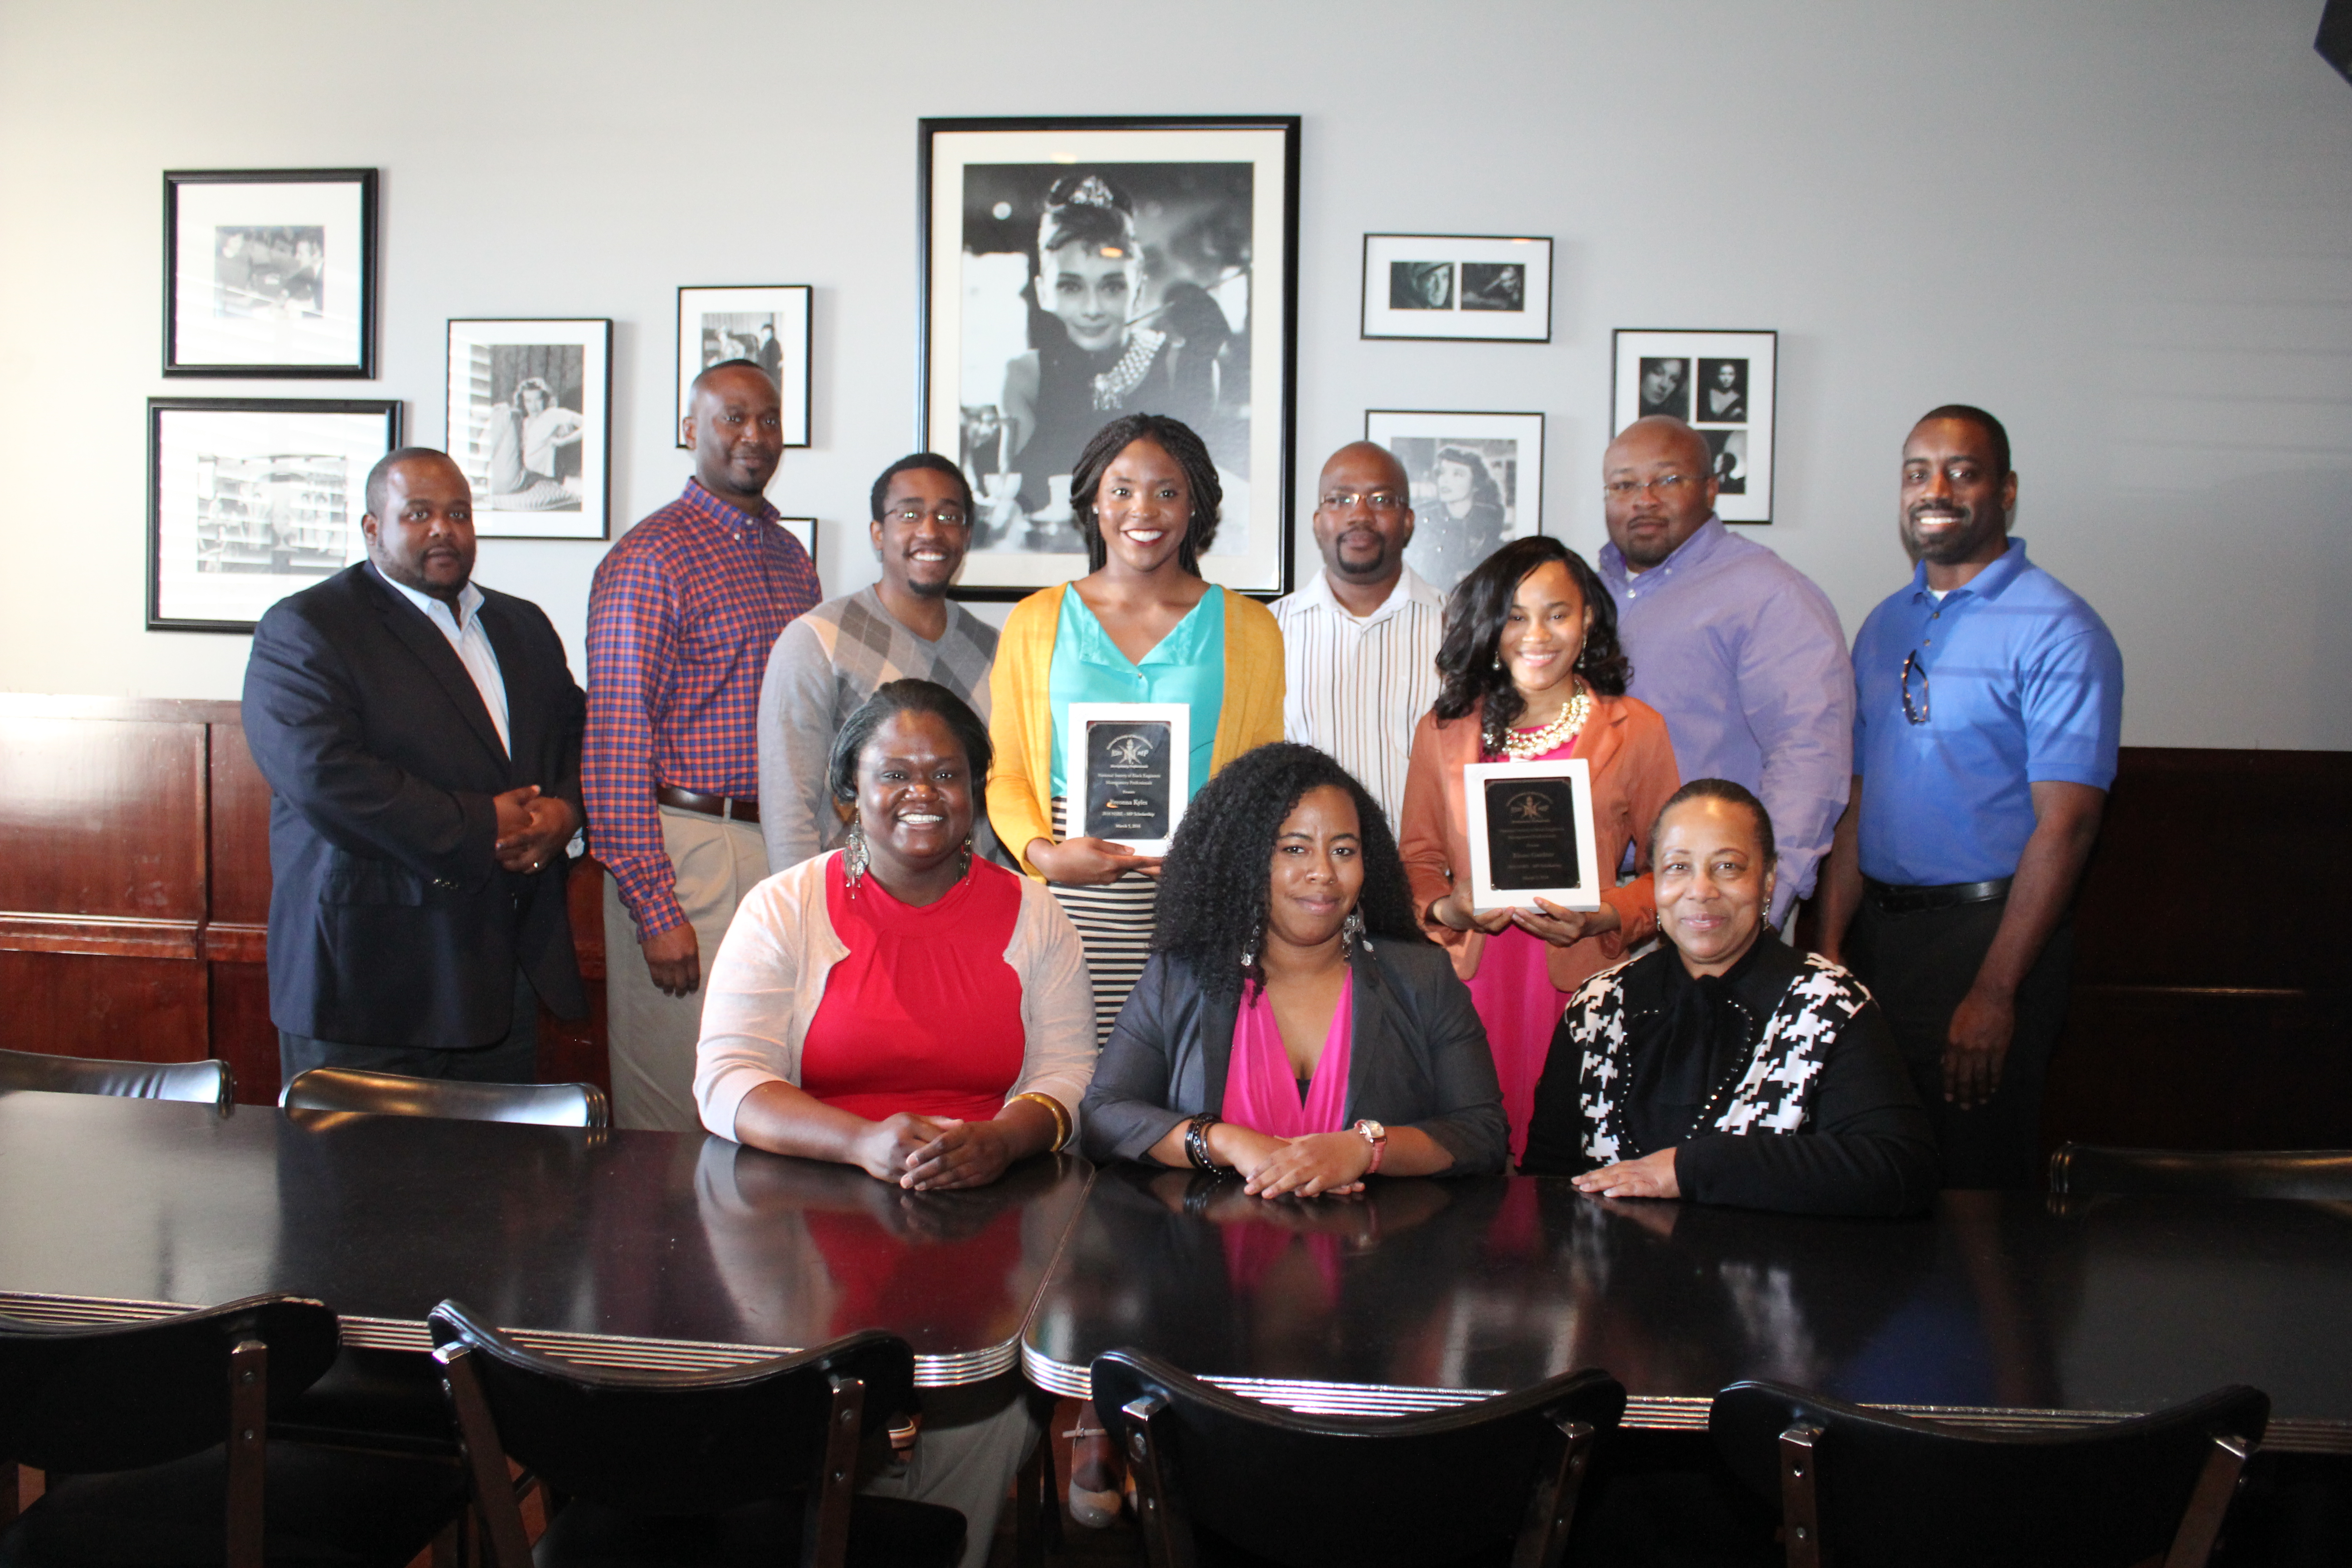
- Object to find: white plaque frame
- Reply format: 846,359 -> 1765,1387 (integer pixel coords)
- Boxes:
1462,758 -> 1602,913
1066,701 -> 1192,857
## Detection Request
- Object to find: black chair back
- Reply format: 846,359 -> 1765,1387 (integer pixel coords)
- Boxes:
2049,1142 -> 2352,1200
0,1046 -> 234,1111
1093,1349 -> 1626,1568
427,1299 -> 914,1516
1709,1379 -> 2269,1568
0,1294 -> 336,1473
282,1067 -> 610,1128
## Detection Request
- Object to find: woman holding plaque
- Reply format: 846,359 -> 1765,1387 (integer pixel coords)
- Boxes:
1398,536 -> 1680,1159
1080,741 -> 1508,1188
988,413 -> 1285,1044
1521,780 -> 1938,1215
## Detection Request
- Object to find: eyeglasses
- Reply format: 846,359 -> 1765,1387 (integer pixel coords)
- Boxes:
1602,474 -> 1694,500
1317,490 -> 1407,514
1901,650 -> 1929,724
882,505 -> 970,528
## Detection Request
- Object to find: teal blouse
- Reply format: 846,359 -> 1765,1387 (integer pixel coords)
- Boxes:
1047,586 -> 1226,804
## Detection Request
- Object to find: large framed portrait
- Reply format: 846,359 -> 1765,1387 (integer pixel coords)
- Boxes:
1360,234 -> 1553,343
147,397 -> 402,632
918,116 -> 1301,598
163,168 -> 377,377
446,318 -> 612,539
1363,409 -> 1546,599
675,284 -> 811,449
1610,328 -> 1778,524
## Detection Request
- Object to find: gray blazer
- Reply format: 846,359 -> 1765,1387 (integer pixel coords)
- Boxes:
1078,938 -> 1509,1175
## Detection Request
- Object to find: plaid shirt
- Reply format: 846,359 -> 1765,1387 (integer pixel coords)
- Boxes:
586,479 -> 822,937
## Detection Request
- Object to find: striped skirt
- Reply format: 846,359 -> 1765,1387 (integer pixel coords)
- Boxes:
1047,796 -> 1160,1044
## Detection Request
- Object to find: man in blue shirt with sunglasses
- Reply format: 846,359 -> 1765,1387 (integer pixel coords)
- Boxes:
1817,405 -> 2123,1189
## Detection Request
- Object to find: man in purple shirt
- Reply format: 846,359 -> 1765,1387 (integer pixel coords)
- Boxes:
1598,416 -> 1852,925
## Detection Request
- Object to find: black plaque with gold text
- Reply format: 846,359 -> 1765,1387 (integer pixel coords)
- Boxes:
1482,776 -> 1581,892
1083,719 -> 1174,842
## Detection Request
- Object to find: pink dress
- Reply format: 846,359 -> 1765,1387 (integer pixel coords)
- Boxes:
1466,729 -> 1582,1163
1221,977 -> 1355,1138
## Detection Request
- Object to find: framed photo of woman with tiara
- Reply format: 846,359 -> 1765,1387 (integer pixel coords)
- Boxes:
918,117 -> 1302,597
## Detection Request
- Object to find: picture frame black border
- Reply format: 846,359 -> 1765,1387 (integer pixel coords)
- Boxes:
1359,234 -> 1554,344
1608,327 -> 1779,525
162,167 -> 378,378
1358,407 -> 1547,597
146,395 -> 403,633
777,516 -> 821,564
916,113 -> 1303,602
446,316 -> 615,542
675,284 -> 813,450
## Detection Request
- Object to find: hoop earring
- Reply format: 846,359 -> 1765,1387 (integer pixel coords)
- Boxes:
1341,906 -> 1366,962
844,821 -> 870,893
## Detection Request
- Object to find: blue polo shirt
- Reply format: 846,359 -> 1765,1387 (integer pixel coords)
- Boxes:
1851,538 -> 2122,887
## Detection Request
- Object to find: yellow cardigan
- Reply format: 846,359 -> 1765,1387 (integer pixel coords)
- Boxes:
987,583 -> 1286,877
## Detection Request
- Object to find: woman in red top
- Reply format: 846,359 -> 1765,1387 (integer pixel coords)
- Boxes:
1398,537 -> 1681,1160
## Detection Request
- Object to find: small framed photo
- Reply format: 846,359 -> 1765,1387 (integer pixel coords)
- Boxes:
163,168 -> 377,377
1463,758 -> 1602,914
1066,701 -> 1191,856
1362,410 -> 1545,598
919,116 -> 1302,598
1360,235 -> 1552,343
1610,329 -> 1778,524
676,285 -> 812,449
147,397 -> 402,632
446,318 -> 612,539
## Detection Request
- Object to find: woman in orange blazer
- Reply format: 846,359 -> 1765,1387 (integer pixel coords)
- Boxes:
1398,537 -> 1680,1160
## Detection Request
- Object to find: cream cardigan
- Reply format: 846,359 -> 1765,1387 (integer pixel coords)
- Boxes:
693,853 -> 1098,1142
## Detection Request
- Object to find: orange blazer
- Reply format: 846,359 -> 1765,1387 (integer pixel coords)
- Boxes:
1397,693 -> 1681,994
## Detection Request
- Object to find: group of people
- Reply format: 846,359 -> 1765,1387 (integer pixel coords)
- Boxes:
240,356 -> 2121,1561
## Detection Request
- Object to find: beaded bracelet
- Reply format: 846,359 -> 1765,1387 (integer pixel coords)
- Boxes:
1184,1112 -> 1230,1173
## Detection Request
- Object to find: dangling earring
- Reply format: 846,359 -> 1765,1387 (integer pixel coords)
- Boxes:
844,821 -> 870,893
958,833 -> 974,879
1341,906 -> 1366,962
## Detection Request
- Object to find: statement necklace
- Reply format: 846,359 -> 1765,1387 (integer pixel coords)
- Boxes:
1499,688 -> 1593,760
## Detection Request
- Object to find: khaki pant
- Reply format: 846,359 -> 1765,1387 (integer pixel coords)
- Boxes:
601,807 -> 768,1132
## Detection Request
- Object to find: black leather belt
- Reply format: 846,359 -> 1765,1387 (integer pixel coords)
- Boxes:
655,785 -> 760,824
1864,876 -> 2013,915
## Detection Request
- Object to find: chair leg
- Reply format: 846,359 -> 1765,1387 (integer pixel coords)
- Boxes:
1512,1418 -> 1596,1568
433,1345 -> 535,1568
1778,1425 -> 1823,1568
1121,1395 -> 1196,1568
2163,1434 -> 2253,1568
226,1338 -> 268,1568
801,1373 -> 863,1568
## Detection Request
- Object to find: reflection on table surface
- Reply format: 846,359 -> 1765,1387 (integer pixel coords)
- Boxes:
1023,1166 -> 2352,1449
0,1090 -> 1091,1380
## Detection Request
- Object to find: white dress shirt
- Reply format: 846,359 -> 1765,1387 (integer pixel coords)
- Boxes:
1270,564 -> 1447,830
373,564 -> 510,756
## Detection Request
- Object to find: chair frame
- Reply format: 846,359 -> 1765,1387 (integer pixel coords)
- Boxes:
0,1045 -> 235,1111
281,1066 -> 611,1128
2048,1141 -> 2352,1200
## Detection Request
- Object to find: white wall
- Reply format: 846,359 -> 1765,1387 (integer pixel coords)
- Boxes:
1,0 -> 2347,747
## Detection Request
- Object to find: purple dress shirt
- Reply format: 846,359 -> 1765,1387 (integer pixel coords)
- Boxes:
1600,517 -> 1852,921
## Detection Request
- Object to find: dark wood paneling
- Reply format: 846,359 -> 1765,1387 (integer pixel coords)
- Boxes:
0,950 -> 207,1062
208,960 -> 278,1107
0,716 -> 206,929
208,720 -> 274,931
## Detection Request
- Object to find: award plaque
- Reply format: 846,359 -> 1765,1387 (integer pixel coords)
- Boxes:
1462,758 -> 1603,913
1066,702 -> 1191,855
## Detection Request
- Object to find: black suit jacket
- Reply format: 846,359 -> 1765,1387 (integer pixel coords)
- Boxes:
242,562 -> 588,1048
1078,939 -> 1509,1175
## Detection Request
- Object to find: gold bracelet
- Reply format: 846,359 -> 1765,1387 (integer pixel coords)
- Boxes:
1013,1092 -> 1071,1152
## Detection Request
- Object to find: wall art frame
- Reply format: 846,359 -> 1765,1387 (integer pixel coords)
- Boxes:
163,167 -> 377,377
446,317 -> 612,539
1362,408 -> 1546,598
675,284 -> 812,449
1361,233 -> 1553,343
1610,328 -> 1778,524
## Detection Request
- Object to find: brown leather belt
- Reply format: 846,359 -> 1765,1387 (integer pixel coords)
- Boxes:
656,785 -> 760,824
1864,876 -> 2012,915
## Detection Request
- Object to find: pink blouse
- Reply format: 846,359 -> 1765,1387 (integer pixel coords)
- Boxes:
1220,978 -> 1355,1138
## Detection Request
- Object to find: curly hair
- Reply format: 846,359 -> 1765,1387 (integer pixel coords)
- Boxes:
1433,536 -> 1631,754
826,679 -> 993,823
1153,743 -> 1427,1002
1071,413 -> 1221,574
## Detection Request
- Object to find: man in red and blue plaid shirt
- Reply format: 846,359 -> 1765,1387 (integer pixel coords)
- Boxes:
585,361 -> 821,1130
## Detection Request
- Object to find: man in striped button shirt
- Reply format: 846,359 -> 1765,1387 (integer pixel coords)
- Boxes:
585,361 -> 822,1131
1271,442 -> 1447,832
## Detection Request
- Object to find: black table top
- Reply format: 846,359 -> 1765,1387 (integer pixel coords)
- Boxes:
0,1090 -> 1091,1385
1021,1166 -> 2352,1454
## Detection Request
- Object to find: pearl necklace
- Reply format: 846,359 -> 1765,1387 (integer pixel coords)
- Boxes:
1499,688 -> 1593,760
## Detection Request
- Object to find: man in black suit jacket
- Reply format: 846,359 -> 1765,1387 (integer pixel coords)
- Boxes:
243,447 -> 588,1087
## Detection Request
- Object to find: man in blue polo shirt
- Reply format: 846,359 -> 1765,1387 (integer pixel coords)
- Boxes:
1818,405 -> 2122,1188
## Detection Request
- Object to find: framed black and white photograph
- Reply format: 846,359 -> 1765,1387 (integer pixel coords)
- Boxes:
1611,328 -> 1778,524
163,169 -> 377,377
147,397 -> 401,632
1363,409 -> 1546,598
446,318 -> 612,539
778,516 -> 818,561
675,285 -> 811,449
919,116 -> 1301,598
1360,234 -> 1553,343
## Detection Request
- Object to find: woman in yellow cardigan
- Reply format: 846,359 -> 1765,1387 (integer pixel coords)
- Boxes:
988,413 -> 1284,1049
